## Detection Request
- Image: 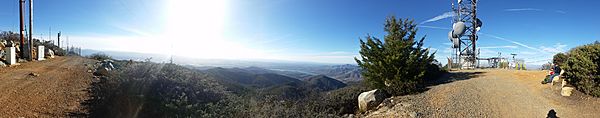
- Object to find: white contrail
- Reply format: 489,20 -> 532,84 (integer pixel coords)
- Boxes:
479,32 -> 548,54
421,11 -> 454,24
417,25 -> 450,30
504,8 -> 542,12
479,45 -> 518,49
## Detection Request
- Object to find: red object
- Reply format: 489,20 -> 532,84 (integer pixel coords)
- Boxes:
550,71 -> 555,75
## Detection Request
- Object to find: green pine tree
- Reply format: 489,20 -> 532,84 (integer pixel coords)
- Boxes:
354,16 -> 436,96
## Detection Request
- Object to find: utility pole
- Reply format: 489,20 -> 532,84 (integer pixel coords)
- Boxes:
57,32 -> 61,49
28,0 -> 34,61
19,0 -> 26,59
66,36 -> 69,54
49,27 -> 51,44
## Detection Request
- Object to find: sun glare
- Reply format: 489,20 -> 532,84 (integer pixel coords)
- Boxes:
164,0 -> 264,59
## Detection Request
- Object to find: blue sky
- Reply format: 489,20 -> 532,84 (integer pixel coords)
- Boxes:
0,0 -> 599,65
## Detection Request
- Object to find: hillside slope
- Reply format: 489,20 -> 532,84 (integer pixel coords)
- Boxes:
305,75 -> 347,91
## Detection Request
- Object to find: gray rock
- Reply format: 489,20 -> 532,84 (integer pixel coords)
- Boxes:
18,59 -> 27,63
93,60 -> 116,76
342,114 -> 354,118
46,49 -> 55,58
358,89 -> 387,113
0,61 -> 6,67
29,72 -> 40,77
409,112 -> 418,118
561,87 -> 574,96
94,67 -> 110,76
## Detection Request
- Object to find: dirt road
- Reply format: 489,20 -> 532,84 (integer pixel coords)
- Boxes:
366,69 -> 600,118
0,56 -> 95,117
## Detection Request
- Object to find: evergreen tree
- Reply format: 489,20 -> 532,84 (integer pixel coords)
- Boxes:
355,16 -> 436,95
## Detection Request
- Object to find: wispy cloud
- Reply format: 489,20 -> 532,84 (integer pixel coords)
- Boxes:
418,25 -> 450,30
113,25 -> 151,36
479,45 -> 518,49
520,51 -> 537,55
505,8 -> 567,14
479,32 -> 547,54
540,43 -> 567,53
555,10 -> 567,14
421,11 -> 454,24
504,8 -> 543,12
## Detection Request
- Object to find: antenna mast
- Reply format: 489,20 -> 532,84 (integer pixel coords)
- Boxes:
449,0 -> 481,69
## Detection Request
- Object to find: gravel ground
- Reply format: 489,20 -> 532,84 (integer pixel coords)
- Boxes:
364,69 -> 600,118
0,56 -> 96,117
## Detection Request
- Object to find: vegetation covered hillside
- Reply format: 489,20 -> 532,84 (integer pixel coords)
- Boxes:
86,55 -> 365,117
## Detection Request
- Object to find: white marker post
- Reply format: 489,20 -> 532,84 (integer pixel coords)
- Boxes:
37,46 -> 45,61
5,47 -> 17,65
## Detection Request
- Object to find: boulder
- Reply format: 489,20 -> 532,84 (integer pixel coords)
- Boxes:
358,89 -> 387,113
561,87 -> 574,96
0,61 -> 6,67
94,67 -> 110,76
29,72 -> 40,77
46,49 -> 55,58
93,60 -> 116,76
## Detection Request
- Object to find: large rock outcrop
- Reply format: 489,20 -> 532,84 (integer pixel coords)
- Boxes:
358,89 -> 387,113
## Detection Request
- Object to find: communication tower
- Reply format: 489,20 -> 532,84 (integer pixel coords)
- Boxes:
448,0 -> 482,69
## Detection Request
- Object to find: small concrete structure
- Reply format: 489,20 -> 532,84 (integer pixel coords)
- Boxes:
4,47 -> 17,65
37,46 -> 45,60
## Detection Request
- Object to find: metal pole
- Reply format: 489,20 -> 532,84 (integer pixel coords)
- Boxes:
472,0 -> 477,67
57,32 -> 61,49
19,0 -> 26,59
28,0 -> 34,61
49,27 -> 51,44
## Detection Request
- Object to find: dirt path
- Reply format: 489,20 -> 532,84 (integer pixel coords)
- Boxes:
0,56 -> 95,117
366,69 -> 600,118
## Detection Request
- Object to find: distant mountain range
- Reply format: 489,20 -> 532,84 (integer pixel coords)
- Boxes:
81,49 -> 359,99
81,49 -> 363,82
199,67 -> 347,99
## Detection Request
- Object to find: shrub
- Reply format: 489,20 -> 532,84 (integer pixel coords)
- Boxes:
553,53 -> 568,67
541,62 -> 552,70
320,83 -> 369,115
87,62 -> 232,117
354,16 -> 437,96
88,53 -> 112,61
563,43 -> 600,97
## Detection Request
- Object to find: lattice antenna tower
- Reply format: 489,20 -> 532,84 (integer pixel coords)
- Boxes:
449,0 -> 481,69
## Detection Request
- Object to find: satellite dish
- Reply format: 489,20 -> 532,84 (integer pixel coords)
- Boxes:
453,38 -> 460,48
448,31 -> 459,48
448,31 -> 453,41
475,18 -> 483,32
452,22 -> 466,38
